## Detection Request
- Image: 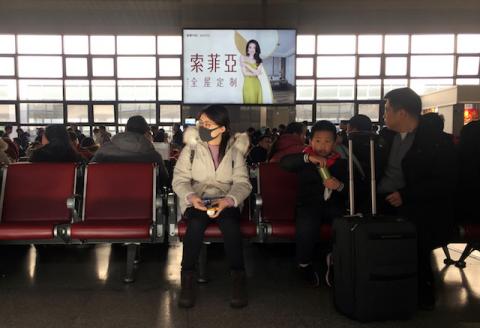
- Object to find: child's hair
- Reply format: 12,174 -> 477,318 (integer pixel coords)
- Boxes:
310,120 -> 337,140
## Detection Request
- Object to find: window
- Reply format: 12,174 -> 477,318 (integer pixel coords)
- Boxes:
384,35 -> 409,54
295,104 -> 313,122
64,36 -> 89,54
67,104 -> 89,123
456,78 -> 480,85
0,104 -> 16,122
385,57 -> 407,76
359,57 -> 381,76
92,80 -> 116,101
117,36 -> 156,55
357,79 -> 381,100
409,79 -> 453,95
117,57 -> 156,78
19,79 -> 63,100
90,36 -> 115,55
410,55 -> 454,77
296,79 -> 314,101
65,80 -> 89,101
317,35 -> 356,54
457,57 -> 480,75
0,35 -> 15,54
158,80 -> 182,101
0,57 -> 15,76
411,34 -> 454,54
20,103 -> 63,124
0,79 -> 16,100
18,56 -> 63,78
93,104 -> 115,123
296,57 -> 314,76
66,58 -> 88,77
317,56 -> 355,78
118,103 -> 156,124
358,104 -> 380,121
157,36 -> 182,55
383,79 -> 408,95
160,104 -> 181,123
316,79 -> 354,100
297,35 -> 315,55
316,103 -> 354,124
118,80 -> 156,101
159,58 -> 181,77
457,34 -> 480,53
92,58 -> 114,77
358,35 -> 382,54
17,35 -> 62,54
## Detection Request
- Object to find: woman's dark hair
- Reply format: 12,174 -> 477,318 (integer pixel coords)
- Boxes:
199,104 -> 231,160
45,125 -> 75,148
81,137 -> 96,148
245,39 -> 262,65
126,115 -> 149,134
311,120 -> 337,140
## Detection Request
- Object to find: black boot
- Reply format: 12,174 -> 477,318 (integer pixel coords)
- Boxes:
230,270 -> 248,308
178,270 -> 195,308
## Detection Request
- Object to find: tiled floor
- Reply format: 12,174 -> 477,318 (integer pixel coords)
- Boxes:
0,243 -> 479,328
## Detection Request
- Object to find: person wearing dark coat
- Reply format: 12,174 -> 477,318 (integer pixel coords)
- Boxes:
91,115 -> 169,185
30,125 -> 83,163
379,88 -> 457,310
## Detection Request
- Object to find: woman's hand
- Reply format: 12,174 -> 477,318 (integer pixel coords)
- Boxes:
323,177 -> 341,190
190,194 -> 207,211
209,198 -> 232,219
308,154 -> 327,167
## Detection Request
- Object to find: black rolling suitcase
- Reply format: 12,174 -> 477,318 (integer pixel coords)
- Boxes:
333,132 -> 418,321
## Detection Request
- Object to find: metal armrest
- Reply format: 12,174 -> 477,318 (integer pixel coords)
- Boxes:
253,194 -> 263,223
167,193 -> 179,238
66,194 -> 81,222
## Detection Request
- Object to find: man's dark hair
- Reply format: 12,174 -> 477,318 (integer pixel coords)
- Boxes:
126,115 -> 149,134
349,114 -> 372,132
311,120 -> 337,139
285,122 -> 306,135
384,87 -> 422,118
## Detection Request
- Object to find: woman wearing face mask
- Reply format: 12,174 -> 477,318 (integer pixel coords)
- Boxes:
172,105 -> 252,309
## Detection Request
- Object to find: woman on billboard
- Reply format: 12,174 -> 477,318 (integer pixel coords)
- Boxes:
241,39 -> 263,104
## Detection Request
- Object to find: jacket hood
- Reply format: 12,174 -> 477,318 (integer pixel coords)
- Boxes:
110,132 -> 155,153
184,126 -> 250,156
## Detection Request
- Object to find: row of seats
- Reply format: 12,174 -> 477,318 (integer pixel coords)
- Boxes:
1,162 -> 478,283
0,162 -> 164,282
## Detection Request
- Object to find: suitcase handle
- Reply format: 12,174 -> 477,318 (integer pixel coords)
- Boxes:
347,132 -> 377,216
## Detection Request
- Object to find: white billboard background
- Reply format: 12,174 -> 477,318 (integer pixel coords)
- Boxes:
184,29 -> 294,104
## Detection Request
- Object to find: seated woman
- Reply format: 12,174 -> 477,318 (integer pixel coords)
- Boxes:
30,124 -> 82,163
172,105 -> 252,309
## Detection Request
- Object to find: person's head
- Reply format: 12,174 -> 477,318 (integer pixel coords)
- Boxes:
339,120 -> 349,132
68,131 -> 79,146
285,122 -> 307,144
69,124 -> 78,131
5,125 -> 12,135
247,127 -> 255,136
37,127 -> 45,136
80,137 -> 99,153
420,113 -> 444,133
151,125 -> 159,134
99,125 -> 107,132
246,39 -> 262,65
258,135 -> 273,151
156,129 -> 166,142
347,114 -> 372,133
173,123 -> 181,133
93,127 -> 100,136
16,127 -> 24,135
126,115 -> 150,140
310,120 -> 337,157
43,125 -> 72,148
278,124 -> 286,134
384,87 -> 422,132
198,105 -> 230,157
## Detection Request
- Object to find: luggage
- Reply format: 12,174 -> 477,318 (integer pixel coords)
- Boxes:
333,131 -> 418,321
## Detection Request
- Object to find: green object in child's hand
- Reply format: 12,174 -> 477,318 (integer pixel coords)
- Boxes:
318,167 -> 331,181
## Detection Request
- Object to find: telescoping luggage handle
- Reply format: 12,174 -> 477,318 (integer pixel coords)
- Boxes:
347,131 -> 377,216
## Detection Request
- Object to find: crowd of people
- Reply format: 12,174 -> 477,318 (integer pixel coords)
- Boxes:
0,87 -> 479,312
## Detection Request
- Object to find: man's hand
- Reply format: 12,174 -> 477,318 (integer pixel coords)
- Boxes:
308,154 -> 327,167
323,177 -> 341,190
386,192 -> 403,207
209,198 -> 232,219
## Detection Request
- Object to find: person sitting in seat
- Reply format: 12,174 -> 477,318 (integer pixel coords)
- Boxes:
269,122 -> 307,163
280,120 -> 348,287
91,115 -> 168,184
172,104 -> 252,309
246,134 -> 272,165
30,125 -> 83,163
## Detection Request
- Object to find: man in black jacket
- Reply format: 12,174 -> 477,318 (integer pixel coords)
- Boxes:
92,115 -> 169,185
379,88 -> 457,310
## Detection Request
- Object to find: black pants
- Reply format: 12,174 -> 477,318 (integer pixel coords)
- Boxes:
181,207 -> 245,271
296,205 -> 342,265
